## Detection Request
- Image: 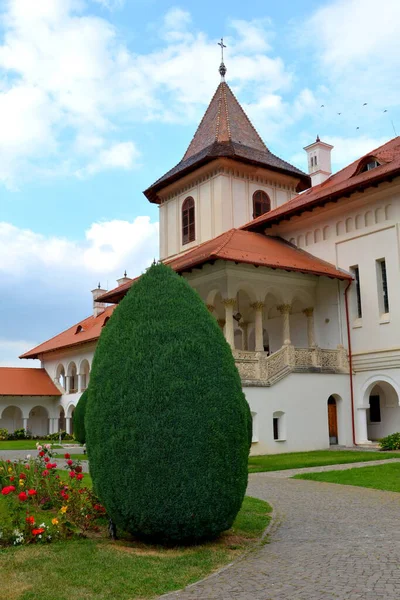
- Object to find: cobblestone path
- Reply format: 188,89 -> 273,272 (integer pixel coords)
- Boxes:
162,472 -> 400,600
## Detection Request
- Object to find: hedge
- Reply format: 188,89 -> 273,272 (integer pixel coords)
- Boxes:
86,262 -> 252,543
73,389 -> 88,444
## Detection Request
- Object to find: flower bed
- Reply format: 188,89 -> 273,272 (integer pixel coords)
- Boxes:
0,443 -> 105,546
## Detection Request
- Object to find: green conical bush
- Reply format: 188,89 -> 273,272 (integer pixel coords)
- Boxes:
85,262 -> 251,543
73,389 -> 88,444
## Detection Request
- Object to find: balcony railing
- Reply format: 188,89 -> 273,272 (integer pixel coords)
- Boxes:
233,345 -> 349,386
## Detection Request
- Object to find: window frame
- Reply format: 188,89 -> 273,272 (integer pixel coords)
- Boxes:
182,196 -> 195,245
350,265 -> 362,320
252,190 -> 271,219
376,258 -> 390,315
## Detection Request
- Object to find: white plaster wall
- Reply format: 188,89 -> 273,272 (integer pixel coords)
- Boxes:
0,396 -> 60,436
246,372 -> 352,455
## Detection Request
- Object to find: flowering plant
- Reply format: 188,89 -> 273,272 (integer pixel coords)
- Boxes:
0,445 -> 106,547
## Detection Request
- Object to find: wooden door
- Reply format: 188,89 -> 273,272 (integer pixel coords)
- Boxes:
328,397 -> 338,445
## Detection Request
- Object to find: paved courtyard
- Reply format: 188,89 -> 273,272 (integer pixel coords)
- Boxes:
162,471 -> 400,600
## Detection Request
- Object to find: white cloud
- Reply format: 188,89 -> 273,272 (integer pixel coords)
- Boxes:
229,18 -> 272,53
92,0 -> 125,9
76,141 -> 140,177
0,339 -> 40,367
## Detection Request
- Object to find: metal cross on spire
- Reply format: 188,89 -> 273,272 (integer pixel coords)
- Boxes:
218,37 -> 227,81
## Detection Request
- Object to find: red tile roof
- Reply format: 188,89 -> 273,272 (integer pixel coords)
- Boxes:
98,229 -> 351,304
144,82 -> 310,203
244,136 -> 400,231
21,305 -> 116,360
0,368 -> 62,396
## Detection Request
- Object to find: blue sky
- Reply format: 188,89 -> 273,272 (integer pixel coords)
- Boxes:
1,0 -> 399,365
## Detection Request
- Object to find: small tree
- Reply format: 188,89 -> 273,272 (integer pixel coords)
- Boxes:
86,263 -> 252,543
73,389 -> 88,444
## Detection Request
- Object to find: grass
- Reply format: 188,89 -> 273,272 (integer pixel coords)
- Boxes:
0,495 -> 271,600
248,449 -> 399,473
54,453 -> 88,461
294,462 -> 400,493
0,440 -> 63,451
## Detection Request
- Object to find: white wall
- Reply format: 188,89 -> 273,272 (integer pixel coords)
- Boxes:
246,372 -> 352,455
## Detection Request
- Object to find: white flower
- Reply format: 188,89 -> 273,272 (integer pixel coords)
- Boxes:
38,535 -> 42,539
26,454 -> 31,459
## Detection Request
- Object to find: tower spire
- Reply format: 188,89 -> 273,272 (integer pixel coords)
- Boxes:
218,38 -> 227,81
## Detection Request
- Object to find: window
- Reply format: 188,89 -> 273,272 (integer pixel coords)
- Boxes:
182,197 -> 195,245
272,411 -> 286,441
358,157 -> 381,174
75,325 -> 84,334
369,395 -> 381,422
350,265 -> 362,319
252,190 -> 271,219
376,258 -> 389,314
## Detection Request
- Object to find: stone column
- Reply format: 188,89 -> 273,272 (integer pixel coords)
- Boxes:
23,417 -> 28,432
356,408 -> 371,444
303,307 -> 316,347
223,298 -> 236,349
278,304 -> 292,346
65,418 -> 71,435
239,321 -> 249,351
65,375 -> 71,394
78,373 -> 83,392
251,303 -> 265,352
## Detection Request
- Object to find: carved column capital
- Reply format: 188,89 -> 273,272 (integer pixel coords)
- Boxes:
217,319 -> 226,329
222,298 -> 236,307
250,302 -> 265,311
206,304 -> 215,313
277,304 -> 292,315
302,307 -> 314,317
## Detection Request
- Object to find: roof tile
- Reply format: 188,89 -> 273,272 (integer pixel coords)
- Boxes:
0,368 -> 62,396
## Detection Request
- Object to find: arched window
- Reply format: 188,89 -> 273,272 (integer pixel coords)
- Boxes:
252,190 -> 271,219
182,197 -> 195,245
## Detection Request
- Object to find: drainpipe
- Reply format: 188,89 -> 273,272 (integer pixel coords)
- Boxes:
344,279 -> 356,445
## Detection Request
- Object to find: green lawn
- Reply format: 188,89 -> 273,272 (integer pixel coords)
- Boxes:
1,495 -> 271,600
0,440 -> 63,451
248,449 -> 399,473
54,453 -> 88,461
294,462 -> 400,493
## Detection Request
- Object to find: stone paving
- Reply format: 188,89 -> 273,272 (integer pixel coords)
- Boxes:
162,470 -> 400,600
0,445 -> 89,472
260,457 -> 400,478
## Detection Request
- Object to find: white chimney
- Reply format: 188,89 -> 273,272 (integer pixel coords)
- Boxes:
304,136 -> 333,186
91,284 -> 107,318
116,271 -> 132,287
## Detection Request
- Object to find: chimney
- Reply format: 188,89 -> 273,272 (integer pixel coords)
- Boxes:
91,283 -> 107,318
116,270 -> 132,287
304,136 -> 333,186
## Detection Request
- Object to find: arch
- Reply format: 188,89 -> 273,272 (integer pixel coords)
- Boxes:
289,237 -> 296,245
252,190 -> 271,219
67,361 -> 78,394
355,214 -> 363,230
182,196 -> 195,245
323,225 -> 331,240
58,406 -> 66,432
385,204 -> 392,220
102,316 -> 110,327
365,210 -> 374,226
314,229 -> 322,243
345,217 -> 354,233
361,374 -> 400,408
272,411 -> 286,441
66,403 -> 76,435
232,282 -> 258,306
361,377 -> 400,442
336,221 -> 344,236
305,231 -> 313,246
297,234 -> 305,248
0,405 -> 23,433
375,207 -> 384,224
79,359 -> 90,391
28,406 -> 49,437
56,364 -> 66,391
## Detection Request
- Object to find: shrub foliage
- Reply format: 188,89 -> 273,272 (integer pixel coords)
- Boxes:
379,432 -> 400,451
86,263 -> 252,543
73,390 -> 88,444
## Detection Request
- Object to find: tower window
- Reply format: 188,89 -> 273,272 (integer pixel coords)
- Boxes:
253,190 -> 271,219
182,197 -> 195,245
376,258 -> 389,314
350,265 -> 362,319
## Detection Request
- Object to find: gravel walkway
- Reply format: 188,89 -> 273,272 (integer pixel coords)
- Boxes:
162,470 -> 400,599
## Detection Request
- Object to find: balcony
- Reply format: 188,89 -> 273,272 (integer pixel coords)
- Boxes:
233,345 -> 349,386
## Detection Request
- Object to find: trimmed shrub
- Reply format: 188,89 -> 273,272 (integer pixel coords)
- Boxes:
74,390 -> 88,444
379,432 -> 400,451
86,262 -> 252,544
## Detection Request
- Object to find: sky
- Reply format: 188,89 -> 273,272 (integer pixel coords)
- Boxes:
1,0 -> 399,366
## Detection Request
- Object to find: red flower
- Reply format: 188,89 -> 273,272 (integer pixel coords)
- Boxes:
25,464 -> 30,470
76,473 -> 84,481
42,470 -> 49,477
32,528 -> 45,535
66,459 -> 73,466
75,465 -> 83,473
39,451 -> 45,457
28,489 -> 37,496
19,473 -> 27,480
69,471 -> 75,478
26,516 -> 35,525
44,456 -> 50,463
18,491 -> 28,501
9,476 -> 15,481
1,486 -> 15,495
64,453 -> 71,459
